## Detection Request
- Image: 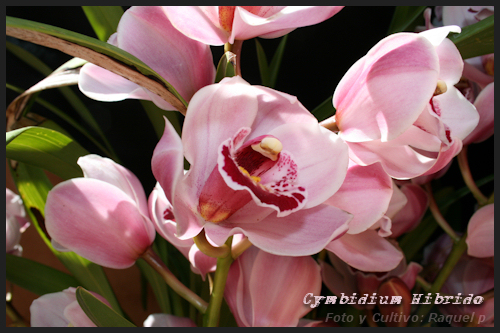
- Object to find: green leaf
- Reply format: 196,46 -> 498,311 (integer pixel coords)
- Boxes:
215,51 -> 236,83
6,126 -> 88,180
255,35 -> 288,88
82,6 -> 124,42
6,254 -> 80,295
6,16 -> 186,107
255,39 -> 270,86
311,96 -> 336,122
8,161 -> 124,316
136,258 -> 172,314
141,100 -> 182,139
76,287 -> 136,327
448,14 -> 494,59
267,34 -> 288,89
387,6 -> 427,34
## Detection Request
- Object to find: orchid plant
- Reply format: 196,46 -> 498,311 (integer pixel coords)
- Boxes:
6,6 -> 494,327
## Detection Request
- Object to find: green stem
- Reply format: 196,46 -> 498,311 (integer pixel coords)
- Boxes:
193,229 -> 230,258
409,233 -> 468,326
424,182 -> 460,243
6,302 -> 28,327
457,145 -> 489,206
141,247 -> 208,314
203,237 -> 234,327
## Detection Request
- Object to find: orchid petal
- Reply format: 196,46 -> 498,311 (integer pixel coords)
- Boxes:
463,82 -> 494,145
162,6 -> 228,45
205,204 -> 351,256
325,160 -> 393,234
230,6 -> 343,43
268,123 -> 349,208
335,33 -> 439,142
151,118 -> 184,204
419,25 -> 461,46
78,154 -> 149,218
390,184 -> 429,238
143,314 -> 197,327
45,179 -> 155,269
325,230 -> 403,272
466,204 -> 494,258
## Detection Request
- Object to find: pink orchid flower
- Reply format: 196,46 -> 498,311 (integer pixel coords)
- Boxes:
466,203 -> 494,258
328,26 -> 479,179
225,246 -> 322,327
162,6 -> 344,45
30,287 -> 110,327
6,188 -> 30,255
45,155 -> 156,269
152,76 -> 351,256
148,182 -> 217,279
321,251 -> 422,310
143,314 -> 197,327
79,6 -> 215,111
462,82 -> 494,145
440,6 -> 494,28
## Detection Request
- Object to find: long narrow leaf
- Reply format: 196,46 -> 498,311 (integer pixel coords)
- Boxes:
448,14 -> 494,59
387,6 -> 427,34
311,96 -> 336,122
81,6 -> 123,42
6,16 -> 187,113
267,34 -> 288,89
6,254 -> 80,295
76,287 -> 136,327
255,39 -> 270,86
6,126 -> 88,180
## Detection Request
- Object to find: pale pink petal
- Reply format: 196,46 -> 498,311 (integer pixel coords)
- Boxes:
143,314 -> 197,327
205,204 -> 351,256
466,204 -> 494,258
248,248 -> 322,327
335,33 -> 439,142
187,245 -> 217,279
77,154 -> 149,218
419,140 -> 463,177
320,253 -> 358,299
418,25 -> 461,47
442,6 -> 494,27
45,179 -> 155,269
230,6 -> 343,43
434,37 -> 463,85
398,262 -> 423,290
268,123 -> 349,208
162,6 -> 228,45
30,290 -> 74,327
390,184 -> 429,238
433,86 -> 479,143
325,230 -> 403,272
151,118 -> 184,203
463,82 -> 494,145
325,160 -> 393,234
117,7 -> 215,102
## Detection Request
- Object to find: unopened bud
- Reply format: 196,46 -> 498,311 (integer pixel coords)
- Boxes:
377,277 -> 412,327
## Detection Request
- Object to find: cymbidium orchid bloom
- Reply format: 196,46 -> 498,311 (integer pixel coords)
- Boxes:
30,287 -> 109,327
152,76 -> 351,256
466,203 -> 494,258
6,188 -> 30,256
320,251 -> 422,310
224,246 -> 322,327
162,6 -> 344,45
325,26 -> 480,179
148,182 -> 216,278
45,155 -> 156,269
78,6 -> 215,111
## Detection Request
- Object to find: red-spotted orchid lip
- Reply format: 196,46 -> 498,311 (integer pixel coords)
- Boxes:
198,127 -> 307,223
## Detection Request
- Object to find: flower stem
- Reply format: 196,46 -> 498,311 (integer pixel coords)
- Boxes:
231,237 -> 252,259
203,236 -> 234,327
193,229 -> 230,258
424,182 -> 460,243
140,247 -> 208,314
6,301 -> 28,327
457,145 -> 489,206
409,232 -> 468,326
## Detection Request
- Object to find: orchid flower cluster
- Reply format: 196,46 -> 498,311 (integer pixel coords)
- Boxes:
6,6 -> 494,327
